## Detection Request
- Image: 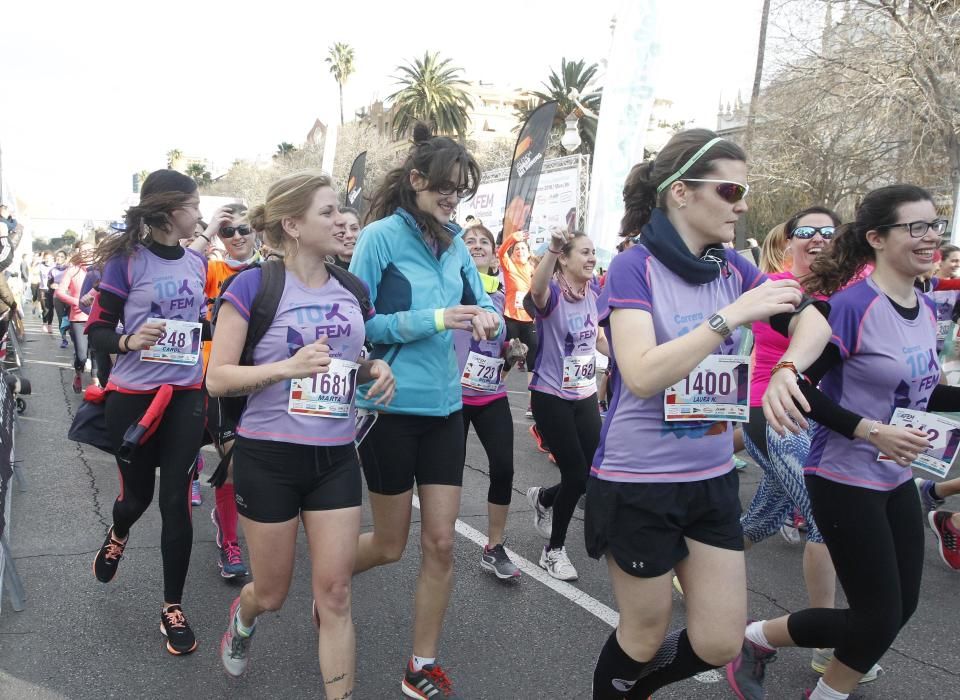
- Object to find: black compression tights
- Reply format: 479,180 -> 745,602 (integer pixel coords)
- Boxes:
462,396 -> 515,506
105,389 -> 204,603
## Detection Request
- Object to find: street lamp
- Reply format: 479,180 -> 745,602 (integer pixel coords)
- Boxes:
561,113 -> 582,152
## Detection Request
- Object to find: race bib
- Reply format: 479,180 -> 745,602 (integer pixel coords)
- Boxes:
562,354 -> 596,390
937,320 -> 953,343
878,408 -> 960,479
288,358 -> 359,419
139,318 -> 202,366
514,294 -> 525,310
461,351 -> 504,392
664,354 -> 751,422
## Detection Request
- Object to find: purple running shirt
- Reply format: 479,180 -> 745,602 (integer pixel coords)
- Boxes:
222,267 -> 371,446
99,246 -> 207,390
592,245 -> 765,483
806,277 -> 939,491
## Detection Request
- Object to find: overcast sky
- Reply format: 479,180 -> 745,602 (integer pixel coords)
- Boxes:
1,0 -> 764,226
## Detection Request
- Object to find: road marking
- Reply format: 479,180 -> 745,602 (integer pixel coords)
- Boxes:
412,494 -> 619,628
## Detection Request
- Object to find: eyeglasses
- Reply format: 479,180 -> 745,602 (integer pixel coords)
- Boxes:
432,181 -> 472,199
877,219 -> 948,238
791,225 -> 835,240
680,179 -> 749,204
220,225 -> 252,238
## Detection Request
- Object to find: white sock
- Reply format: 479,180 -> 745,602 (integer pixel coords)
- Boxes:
234,606 -> 256,638
744,620 -> 775,651
412,655 -> 436,672
810,677 -> 849,700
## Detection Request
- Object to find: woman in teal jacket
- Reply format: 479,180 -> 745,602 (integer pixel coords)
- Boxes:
349,124 -> 500,700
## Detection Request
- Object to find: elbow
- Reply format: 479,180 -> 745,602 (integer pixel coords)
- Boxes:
621,373 -> 658,400
205,371 -> 225,398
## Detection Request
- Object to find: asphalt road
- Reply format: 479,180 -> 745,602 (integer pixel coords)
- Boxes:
1,317 -> 958,699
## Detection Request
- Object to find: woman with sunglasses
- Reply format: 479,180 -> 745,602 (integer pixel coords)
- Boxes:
736,206 -> 882,685
348,123 -> 500,700
585,129 -> 832,699
188,204 -> 259,581
734,186 -> 957,700
86,169 -> 208,656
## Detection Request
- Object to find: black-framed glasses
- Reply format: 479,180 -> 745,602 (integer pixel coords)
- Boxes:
220,225 -> 252,238
680,179 -> 749,204
790,225 -> 835,240
431,181 -> 473,199
877,219 -> 948,238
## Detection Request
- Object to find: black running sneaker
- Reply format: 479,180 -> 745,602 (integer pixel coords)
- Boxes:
160,604 -> 198,656
92,527 -> 127,583
401,660 -> 461,699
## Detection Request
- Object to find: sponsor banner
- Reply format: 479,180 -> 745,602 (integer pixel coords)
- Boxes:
500,101 -> 558,240
344,151 -> 368,220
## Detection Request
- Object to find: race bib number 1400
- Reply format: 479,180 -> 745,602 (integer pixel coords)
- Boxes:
664,354 -> 751,423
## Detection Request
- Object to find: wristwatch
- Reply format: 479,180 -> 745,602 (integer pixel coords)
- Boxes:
707,313 -> 732,339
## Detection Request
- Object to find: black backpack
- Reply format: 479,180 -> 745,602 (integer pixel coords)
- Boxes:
209,257 -> 372,437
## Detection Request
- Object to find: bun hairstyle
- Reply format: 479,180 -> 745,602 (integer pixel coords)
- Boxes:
807,184 -> 934,296
366,121 -> 481,248
247,170 -> 334,255
620,128 -> 746,238
95,169 -> 198,266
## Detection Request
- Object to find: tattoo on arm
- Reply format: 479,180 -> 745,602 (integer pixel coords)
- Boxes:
221,377 -> 276,397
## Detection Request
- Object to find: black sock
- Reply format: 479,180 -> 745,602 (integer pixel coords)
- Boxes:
593,630 -> 649,699
627,628 -> 717,697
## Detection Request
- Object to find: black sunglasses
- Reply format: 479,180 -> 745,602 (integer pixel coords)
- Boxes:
791,225 -> 835,240
220,225 -> 252,238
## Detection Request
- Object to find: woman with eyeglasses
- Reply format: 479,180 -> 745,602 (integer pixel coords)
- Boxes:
585,129 -> 832,699
187,204 -> 259,581
348,123 -> 500,700
732,186 -> 958,700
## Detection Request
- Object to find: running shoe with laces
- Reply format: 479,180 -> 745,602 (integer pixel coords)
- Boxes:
725,637 -> 777,700
401,660 -> 462,699
810,647 -> 882,683
915,477 -> 945,516
539,545 -> 578,581
160,604 -> 198,655
220,596 -> 254,677
929,510 -> 960,570
72,373 -> 82,393
481,542 -> 521,580
526,486 -> 552,539
92,527 -> 127,583
219,541 -> 249,578
733,455 -> 749,471
191,479 -> 202,507
780,511 -> 804,545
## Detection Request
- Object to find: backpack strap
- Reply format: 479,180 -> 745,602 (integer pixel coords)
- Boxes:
325,263 -> 372,319
240,258 -> 286,366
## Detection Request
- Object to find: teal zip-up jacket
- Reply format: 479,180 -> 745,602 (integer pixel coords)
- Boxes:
349,207 -> 501,416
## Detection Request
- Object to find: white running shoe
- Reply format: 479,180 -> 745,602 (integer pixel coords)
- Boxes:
779,522 -> 802,545
539,546 -> 578,581
526,486 -> 552,539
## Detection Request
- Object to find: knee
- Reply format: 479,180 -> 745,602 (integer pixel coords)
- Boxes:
254,590 -> 288,613
370,532 -> 406,565
314,578 -> 352,618
689,630 -> 744,667
421,531 -> 455,565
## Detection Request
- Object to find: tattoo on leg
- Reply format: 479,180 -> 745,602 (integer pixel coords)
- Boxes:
325,673 -> 347,685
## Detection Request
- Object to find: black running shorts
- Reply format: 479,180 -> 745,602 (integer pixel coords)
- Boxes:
233,437 -> 361,523
584,470 -> 744,578
358,411 -> 465,495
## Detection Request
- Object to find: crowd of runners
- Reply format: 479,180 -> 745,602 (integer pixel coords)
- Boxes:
18,123 -> 957,699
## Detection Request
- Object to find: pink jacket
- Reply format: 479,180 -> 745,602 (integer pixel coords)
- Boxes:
55,265 -> 89,322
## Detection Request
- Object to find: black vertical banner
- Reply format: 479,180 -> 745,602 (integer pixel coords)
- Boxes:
344,151 -> 368,220
501,101 -> 558,238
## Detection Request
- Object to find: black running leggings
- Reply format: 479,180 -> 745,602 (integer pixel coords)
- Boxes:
531,390 -> 601,550
505,317 -> 538,369
41,289 -> 54,325
105,389 -> 204,603
786,476 -> 923,674
462,396 -> 514,506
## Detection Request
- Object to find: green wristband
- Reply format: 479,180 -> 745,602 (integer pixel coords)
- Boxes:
434,308 -> 446,332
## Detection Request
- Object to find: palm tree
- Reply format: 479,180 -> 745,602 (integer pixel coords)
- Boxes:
517,58 -> 603,155
325,42 -> 355,126
185,162 -> 213,187
388,52 -> 474,141
166,149 -> 184,170
274,142 -> 298,159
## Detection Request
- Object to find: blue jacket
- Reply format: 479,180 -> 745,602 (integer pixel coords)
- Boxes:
349,208 -> 501,416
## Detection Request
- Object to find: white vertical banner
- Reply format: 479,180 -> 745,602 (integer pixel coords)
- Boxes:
587,0 -> 663,260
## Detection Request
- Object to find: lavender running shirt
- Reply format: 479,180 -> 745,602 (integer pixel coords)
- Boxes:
527,279 -> 599,400
927,278 -> 959,353
592,245 -> 765,483
222,267 -> 371,446
454,286 -> 508,405
99,246 -> 207,390
806,277 -> 939,491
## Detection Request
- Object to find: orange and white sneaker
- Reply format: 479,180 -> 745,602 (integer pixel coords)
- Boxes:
160,604 -> 198,655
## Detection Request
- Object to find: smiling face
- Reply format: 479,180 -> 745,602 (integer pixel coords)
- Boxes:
560,235 -> 597,283
511,240 -> 530,265
340,211 -> 361,261
670,158 -> 748,248
410,168 -> 466,227
788,213 -> 835,277
219,211 -> 256,262
284,186 -> 347,258
939,250 -> 960,279
463,229 -> 495,271
868,199 -> 940,281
